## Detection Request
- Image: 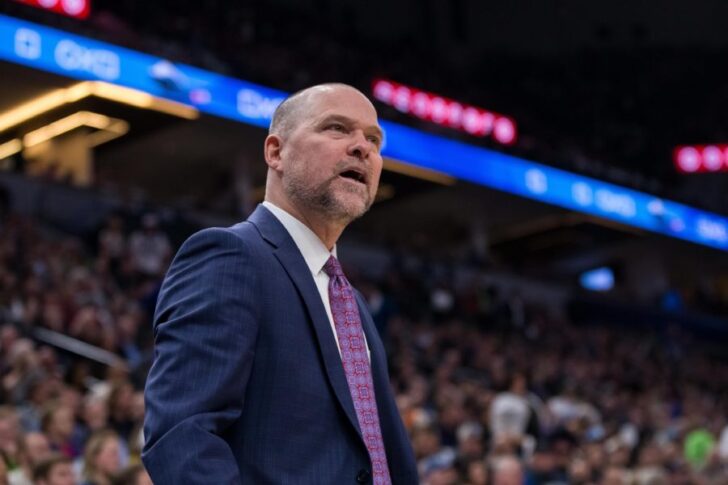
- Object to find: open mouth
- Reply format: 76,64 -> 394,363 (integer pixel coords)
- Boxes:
338,169 -> 367,185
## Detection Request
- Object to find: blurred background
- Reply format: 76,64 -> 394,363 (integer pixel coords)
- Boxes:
0,0 -> 727,483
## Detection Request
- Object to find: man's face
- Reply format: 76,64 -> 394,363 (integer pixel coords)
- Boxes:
52,407 -> 74,439
44,462 -> 76,485
24,432 -> 51,465
278,86 -> 384,223
83,399 -> 108,430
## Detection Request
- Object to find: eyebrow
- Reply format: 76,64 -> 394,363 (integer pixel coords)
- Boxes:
320,114 -> 384,142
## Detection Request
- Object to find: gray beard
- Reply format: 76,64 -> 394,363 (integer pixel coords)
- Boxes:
284,175 -> 372,224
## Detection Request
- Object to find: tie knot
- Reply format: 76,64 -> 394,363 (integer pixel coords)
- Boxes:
323,255 -> 345,279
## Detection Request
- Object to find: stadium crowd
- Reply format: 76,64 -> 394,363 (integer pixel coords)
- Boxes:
0,208 -> 163,485
0,200 -> 727,484
0,1 -> 727,484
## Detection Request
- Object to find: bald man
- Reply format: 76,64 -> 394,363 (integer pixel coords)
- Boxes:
143,84 -> 418,484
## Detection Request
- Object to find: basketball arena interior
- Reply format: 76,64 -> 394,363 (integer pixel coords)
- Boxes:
0,1 -> 727,484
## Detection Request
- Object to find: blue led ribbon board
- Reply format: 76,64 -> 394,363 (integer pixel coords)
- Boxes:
0,14 -> 287,128
381,122 -> 728,251
1,14 -> 727,251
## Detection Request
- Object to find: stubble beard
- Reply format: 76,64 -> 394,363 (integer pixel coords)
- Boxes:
284,168 -> 373,225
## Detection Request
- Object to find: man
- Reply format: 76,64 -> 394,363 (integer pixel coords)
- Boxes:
491,455 -> 524,485
8,431 -> 51,485
142,84 -> 418,484
31,454 -> 76,485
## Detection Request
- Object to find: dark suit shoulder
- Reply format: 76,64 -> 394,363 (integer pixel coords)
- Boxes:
171,221 -> 268,263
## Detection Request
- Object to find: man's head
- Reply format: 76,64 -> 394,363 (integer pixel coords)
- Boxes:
264,83 -> 383,229
32,454 -> 76,485
18,431 -> 51,468
41,403 -> 75,442
491,455 -> 524,485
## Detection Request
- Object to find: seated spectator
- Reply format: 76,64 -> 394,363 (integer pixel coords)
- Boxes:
420,447 -> 458,485
567,456 -> 592,485
31,454 -> 76,485
2,340 -> 43,406
491,455 -> 524,485
97,216 -> 127,281
128,215 -> 170,278
600,465 -> 628,485
106,382 -> 134,443
0,406 -> 20,471
463,458 -> 488,485
41,403 -> 78,458
456,421 -> 485,462
71,396 -> 108,457
80,430 -> 122,485
8,431 -> 51,485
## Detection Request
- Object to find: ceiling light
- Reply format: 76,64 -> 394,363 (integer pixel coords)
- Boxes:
23,111 -> 129,148
0,139 -> 22,159
0,81 -> 198,134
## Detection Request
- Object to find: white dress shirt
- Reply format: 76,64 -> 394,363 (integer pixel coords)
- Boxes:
262,201 -> 369,357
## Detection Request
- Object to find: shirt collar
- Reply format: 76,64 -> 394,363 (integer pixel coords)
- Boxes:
262,201 -> 337,276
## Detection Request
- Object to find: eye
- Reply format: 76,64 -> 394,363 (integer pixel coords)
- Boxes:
367,135 -> 381,146
326,122 -> 347,132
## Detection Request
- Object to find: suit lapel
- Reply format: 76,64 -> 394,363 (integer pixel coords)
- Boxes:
248,206 -> 364,441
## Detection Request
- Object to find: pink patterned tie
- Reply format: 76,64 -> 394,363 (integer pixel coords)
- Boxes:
324,256 -> 392,485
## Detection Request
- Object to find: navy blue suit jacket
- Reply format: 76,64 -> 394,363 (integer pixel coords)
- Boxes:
142,205 -> 418,484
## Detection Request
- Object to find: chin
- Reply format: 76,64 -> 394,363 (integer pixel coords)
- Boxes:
326,185 -> 370,215
335,202 -> 368,221
330,195 -> 371,221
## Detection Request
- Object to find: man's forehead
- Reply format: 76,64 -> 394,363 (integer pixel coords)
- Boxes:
305,86 -> 378,119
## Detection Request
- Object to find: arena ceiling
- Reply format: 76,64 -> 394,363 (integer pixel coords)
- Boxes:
2,4 -> 728,301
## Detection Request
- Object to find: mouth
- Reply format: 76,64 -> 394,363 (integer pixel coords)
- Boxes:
337,168 -> 368,185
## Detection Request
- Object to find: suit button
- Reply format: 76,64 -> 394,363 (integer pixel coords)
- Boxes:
356,469 -> 371,483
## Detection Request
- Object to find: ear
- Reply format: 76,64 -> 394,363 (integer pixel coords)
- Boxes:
264,134 -> 284,171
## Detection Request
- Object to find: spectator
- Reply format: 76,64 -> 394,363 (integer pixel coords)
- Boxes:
31,454 -> 76,485
491,455 -> 524,485
2,340 -> 42,405
127,215 -> 170,278
71,396 -> 108,457
600,466 -> 628,485
464,458 -> 488,485
80,430 -> 122,485
1,207 -> 727,484
106,382 -> 134,443
489,373 -> 532,443
0,407 -> 20,471
97,216 -> 127,281
8,431 -> 51,485
41,404 -> 78,458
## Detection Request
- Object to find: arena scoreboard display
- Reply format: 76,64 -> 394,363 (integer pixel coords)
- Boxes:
11,0 -> 90,19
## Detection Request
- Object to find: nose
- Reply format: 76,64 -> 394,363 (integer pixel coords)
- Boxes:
347,130 -> 371,160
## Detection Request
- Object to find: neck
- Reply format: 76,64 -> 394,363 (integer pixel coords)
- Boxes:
265,194 -> 346,251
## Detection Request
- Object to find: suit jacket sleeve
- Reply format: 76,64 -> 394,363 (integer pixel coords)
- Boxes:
142,227 -> 259,485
